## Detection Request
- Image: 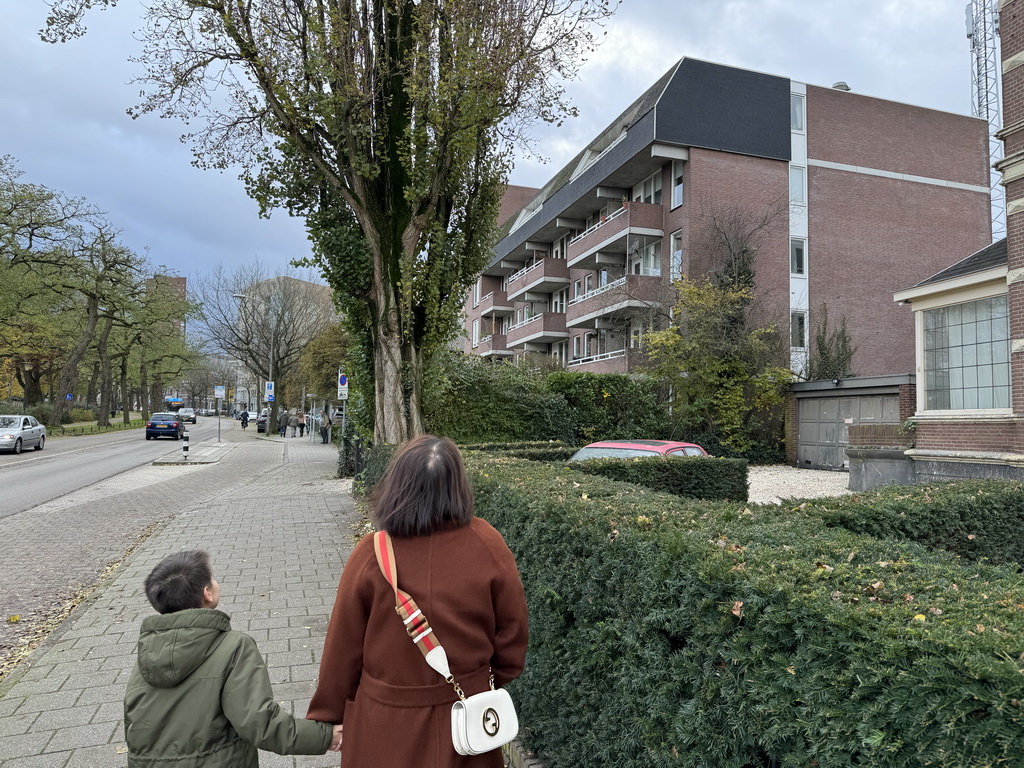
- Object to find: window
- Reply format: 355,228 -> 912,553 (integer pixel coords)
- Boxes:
553,341 -> 569,366
472,279 -> 481,307
789,166 -> 806,204
472,319 -> 480,346
670,231 -> 684,280
584,273 -> 594,293
551,288 -> 568,313
923,295 -> 1010,410
671,160 -> 685,208
632,170 -> 662,205
630,241 -> 661,276
574,279 -> 583,298
573,334 -> 581,358
790,93 -> 805,132
790,238 -> 806,275
790,312 -> 807,348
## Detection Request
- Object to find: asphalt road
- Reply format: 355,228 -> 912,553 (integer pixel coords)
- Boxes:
0,417 -> 236,519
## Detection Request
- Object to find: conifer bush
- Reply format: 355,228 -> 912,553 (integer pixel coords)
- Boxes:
569,455 -> 748,501
470,455 -> 1024,768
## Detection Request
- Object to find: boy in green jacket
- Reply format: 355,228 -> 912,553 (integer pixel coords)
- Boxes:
124,550 -> 342,766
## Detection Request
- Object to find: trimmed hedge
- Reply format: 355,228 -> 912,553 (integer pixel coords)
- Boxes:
469,455 -> 1024,768
460,440 -> 573,452
791,479 -> 1024,567
569,456 -> 748,502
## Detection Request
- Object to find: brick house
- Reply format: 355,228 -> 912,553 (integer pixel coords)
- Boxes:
464,58 -> 991,386
873,0 -> 1024,483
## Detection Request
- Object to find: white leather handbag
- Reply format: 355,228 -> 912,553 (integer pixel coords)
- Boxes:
373,531 -> 520,756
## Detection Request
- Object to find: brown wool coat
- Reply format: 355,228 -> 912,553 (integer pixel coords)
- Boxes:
307,517 -> 529,768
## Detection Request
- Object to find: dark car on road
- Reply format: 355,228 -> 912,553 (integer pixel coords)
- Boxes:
145,412 -> 184,440
178,407 -> 198,424
568,439 -> 708,461
256,412 -> 269,433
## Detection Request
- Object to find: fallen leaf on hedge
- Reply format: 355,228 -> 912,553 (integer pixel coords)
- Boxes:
730,601 -> 744,617
967,534 -> 977,540
580,492 -> 589,500
816,562 -> 834,572
847,550 -> 857,562
912,614 -> 926,622
6,615 -> 19,624
786,666 -> 796,675
572,481 -> 580,488
929,607 -> 942,615
902,594 -> 914,603
864,581 -> 885,595
876,561 -> 891,568
976,624 -> 986,633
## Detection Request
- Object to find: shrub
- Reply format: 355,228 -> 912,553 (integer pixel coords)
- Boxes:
682,431 -> 785,465
355,443 -> 397,497
569,455 -> 748,501
470,455 -> 1024,768
792,479 -> 1024,567
69,408 -> 97,423
28,403 -> 72,424
546,371 -> 667,443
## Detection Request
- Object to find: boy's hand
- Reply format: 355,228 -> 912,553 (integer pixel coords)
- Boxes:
329,724 -> 343,752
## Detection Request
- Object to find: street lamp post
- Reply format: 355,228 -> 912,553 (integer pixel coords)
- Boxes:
233,294 -> 276,436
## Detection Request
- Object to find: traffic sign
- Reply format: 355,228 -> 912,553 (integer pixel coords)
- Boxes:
214,385 -> 225,399
338,370 -> 349,400
65,393 -> 73,401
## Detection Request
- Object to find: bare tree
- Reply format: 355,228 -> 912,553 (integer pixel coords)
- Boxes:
192,262 -> 336,433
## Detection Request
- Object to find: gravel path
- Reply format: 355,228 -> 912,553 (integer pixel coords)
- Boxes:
747,465 -> 852,505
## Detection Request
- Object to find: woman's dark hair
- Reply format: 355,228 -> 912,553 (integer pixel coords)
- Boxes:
371,435 -> 474,536
144,550 -> 213,614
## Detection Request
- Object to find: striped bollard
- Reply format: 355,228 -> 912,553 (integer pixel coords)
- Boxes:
182,428 -> 189,460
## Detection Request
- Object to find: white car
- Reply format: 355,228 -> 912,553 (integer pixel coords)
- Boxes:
0,414 -> 46,454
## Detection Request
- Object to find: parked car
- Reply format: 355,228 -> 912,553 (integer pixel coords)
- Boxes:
178,407 -> 198,424
145,412 -> 184,440
0,414 -> 46,454
568,440 -> 708,461
256,412 -> 269,433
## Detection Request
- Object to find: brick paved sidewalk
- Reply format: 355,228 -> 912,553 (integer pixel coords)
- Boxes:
0,436 -> 358,767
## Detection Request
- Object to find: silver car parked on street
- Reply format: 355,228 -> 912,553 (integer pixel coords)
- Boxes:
0,414 -> 46,454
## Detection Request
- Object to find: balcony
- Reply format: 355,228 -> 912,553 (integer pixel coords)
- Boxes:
505,312 -> 569,348
567,202 -> 664,270
477,290 -> 514,318
475,334 -> 512,357
505,258 -> 570,301
566,274 -> 664,329
568,348 -> 628,373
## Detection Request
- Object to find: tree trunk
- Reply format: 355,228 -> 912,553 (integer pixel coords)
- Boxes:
140,362 -> 150,420
120,356 -> 131,424
96,316 -> 114,427
50,295 -> 100,427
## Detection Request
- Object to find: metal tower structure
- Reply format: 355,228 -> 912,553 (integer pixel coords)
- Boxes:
967,0 -> 1005,239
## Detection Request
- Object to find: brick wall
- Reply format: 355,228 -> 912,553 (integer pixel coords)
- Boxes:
784,392 -> 798,465
915,420 -> 1022,453
899,383 -> 916,422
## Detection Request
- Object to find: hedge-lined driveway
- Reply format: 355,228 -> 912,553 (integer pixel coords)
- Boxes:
748,464 -> 852,505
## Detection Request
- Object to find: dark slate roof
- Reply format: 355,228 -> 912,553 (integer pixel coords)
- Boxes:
914,238 -> 1007,287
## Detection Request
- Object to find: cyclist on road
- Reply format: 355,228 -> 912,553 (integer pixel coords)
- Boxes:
241,412 -> 249,430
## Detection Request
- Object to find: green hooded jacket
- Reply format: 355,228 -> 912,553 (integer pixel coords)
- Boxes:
124,608 -> 332,766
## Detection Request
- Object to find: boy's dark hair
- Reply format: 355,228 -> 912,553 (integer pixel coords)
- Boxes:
144,550 -> 213,614
370,435 -> 474,536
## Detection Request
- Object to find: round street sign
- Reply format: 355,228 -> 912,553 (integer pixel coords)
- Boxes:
338,374 -> 348,386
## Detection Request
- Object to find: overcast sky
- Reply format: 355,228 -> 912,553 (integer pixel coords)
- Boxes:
3,0 -> 983,282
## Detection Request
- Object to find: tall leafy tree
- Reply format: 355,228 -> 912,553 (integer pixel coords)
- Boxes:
44,0 -> 617,443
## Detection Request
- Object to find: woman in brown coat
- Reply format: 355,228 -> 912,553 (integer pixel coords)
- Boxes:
307,435 -> 529,767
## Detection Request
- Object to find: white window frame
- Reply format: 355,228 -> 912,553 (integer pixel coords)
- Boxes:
790,312 -> 807,348
472,318 -> 480,346
670,231 -> 684,280
472,279 -> 481,307
671,160 -> 685,209
790,93 -> 805,133
790,166 -> 806,204
632,170 -> 663,205
790,238 -> 806,275
572,334 -> 581,359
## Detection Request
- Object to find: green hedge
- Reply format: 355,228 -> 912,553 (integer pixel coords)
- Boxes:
470,456 -> 1024,768
460,440 -> 573,452
569,456 -> 748,502
791,479 -> 1024,567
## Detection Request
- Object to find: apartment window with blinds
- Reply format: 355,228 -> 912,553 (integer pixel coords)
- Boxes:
791,93 -> 805,132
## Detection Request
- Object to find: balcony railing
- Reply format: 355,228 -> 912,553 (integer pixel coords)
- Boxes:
568,276 -> 627,306
568,348 -> 627,367
506,314 -> 541,333
569,206 -> 627,245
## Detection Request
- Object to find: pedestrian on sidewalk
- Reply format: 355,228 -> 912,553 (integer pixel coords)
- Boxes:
306,435 -> 529,767
289,410 -> 300,437
278,411 -> 288,438
319,409 -> 332,444
124,550 -> 342,766
298,411 -> 306,437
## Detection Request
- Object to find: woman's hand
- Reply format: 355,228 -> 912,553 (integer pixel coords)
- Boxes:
329,724 -> 344,752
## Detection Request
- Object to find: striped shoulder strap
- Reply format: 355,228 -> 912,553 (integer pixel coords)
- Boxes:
372,531 -> 452,680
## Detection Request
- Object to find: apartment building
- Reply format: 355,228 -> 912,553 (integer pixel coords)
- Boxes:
463,58 -> 992,378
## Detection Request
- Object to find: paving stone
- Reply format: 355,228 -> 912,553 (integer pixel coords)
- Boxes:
0,731 -> 52,760
0,710 -> 38,738
31,703 -> 99,730
2,752 -> 71,768
41,719 -> 119,751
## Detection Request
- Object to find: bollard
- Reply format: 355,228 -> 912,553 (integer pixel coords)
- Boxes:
182,428 -> 190,460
